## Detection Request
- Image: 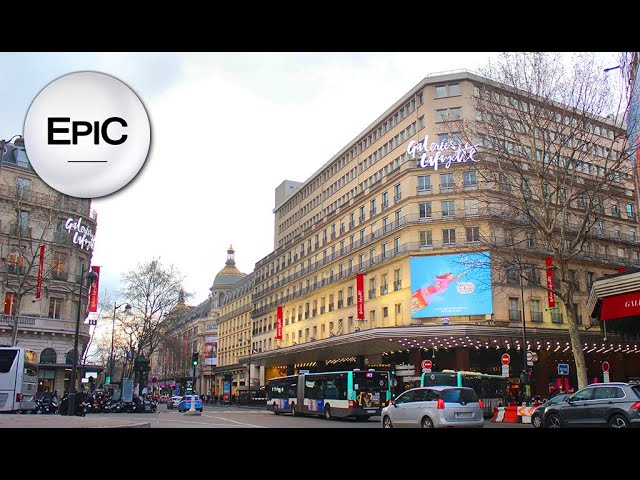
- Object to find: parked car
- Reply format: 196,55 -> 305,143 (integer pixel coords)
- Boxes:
381,386 -> 484,428
531,394 -> 570,428
166,396 -> 183,410
543,382 -> 640,428
178,395 -> 203,412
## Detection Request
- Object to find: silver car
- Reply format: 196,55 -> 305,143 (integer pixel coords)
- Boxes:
381,386 -> 484,428
166,395 -> 183,410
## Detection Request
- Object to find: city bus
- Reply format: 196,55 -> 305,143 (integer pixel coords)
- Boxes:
421,370 -> 508,417
0,346 -> 39,413
267,369 -> 391,420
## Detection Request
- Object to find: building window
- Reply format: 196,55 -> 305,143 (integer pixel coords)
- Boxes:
550,307 -> 563,324
464,198 -> 478,217
394,236 -> 401,254
394,269 -> 401,291
530,299 -> 542,322
443,228 -> 456,245
369,278 -> 376,299
419,202 -> 432,220
383,306 -> 389,318
49,297 -> 64,319
40,348 -> 56,364
382,191 -> 389,209
16,177 -> 32,197
506,267 -> 518,284
394,183 -> 402,202
466,227 -> 480,243
419,230 -> 433,247
509,297 -> 520,321
463,170 -> 477,187
442,200 -> 455,217
4,292 -> 18,315
435,83 -> 460,98
417,175 -> 431,192
440,172 -> 454,191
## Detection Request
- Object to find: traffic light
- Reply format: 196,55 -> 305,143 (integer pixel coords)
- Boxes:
390,363 -> 396,376
192,352 -> 199,366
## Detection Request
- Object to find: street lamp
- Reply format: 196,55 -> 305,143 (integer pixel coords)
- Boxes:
67,264 -> 99,416
109,302 -> 131,384
0,135 -> 24,178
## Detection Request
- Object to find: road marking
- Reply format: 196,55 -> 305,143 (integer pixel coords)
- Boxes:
206,415 -> 267,428
162,419 -> 245,426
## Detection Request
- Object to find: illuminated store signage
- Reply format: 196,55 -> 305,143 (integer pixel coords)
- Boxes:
407,135 -> 479,171
65,216 -> 95,251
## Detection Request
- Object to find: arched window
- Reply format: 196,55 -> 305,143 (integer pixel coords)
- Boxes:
218,292 -> 225,306
65,350 -> 76,365
40,348 -> 57,364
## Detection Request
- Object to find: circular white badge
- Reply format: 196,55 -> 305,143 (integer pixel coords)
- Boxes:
23,71 -> 151,199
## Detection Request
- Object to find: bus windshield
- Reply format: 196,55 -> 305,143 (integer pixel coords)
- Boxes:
353,371 -> 389,392
421,372 -> 458,387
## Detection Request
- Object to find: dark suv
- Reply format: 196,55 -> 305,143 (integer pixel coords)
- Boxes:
543,382 -> 640,428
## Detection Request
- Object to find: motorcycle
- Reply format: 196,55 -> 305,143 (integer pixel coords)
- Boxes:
59,393 -> 88,416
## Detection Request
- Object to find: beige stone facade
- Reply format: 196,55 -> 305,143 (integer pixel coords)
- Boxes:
0,141 -> 97,394
247,71 -> 638,389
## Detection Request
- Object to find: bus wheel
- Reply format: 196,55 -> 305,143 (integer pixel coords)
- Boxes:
324,405 -> 332,420
273,403 -> 279,415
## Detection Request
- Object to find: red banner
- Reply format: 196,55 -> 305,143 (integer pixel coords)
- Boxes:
356,273 -> 365,320
600,291 -> 640,321
276,306 -> 283,340
35,245 -> 45,300
545,257 -> 555,308
88,265 -> 100,312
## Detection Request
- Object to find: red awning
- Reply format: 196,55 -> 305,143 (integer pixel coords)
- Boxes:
600,291 -> 640,321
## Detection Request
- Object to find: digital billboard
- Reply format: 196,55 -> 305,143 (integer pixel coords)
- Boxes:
410,252 -> 492,318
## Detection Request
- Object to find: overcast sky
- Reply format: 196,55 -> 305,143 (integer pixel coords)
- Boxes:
0,52 -> 620,307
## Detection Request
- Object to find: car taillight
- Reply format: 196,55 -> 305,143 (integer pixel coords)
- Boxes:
437,398 -> 445,409
387,400 -> 393,406
631,402 -> 640,409
348,400 -> 355,408
478,399 -> 483,409
16,393 -> 23,402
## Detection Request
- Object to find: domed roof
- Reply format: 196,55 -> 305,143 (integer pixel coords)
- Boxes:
211,245 -> 246,289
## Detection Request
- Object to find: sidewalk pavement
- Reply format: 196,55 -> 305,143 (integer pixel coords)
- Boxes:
0,413 -> 151,428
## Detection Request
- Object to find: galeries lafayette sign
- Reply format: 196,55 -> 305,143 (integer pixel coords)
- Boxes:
407,135 -> 480,171
65,216 -> 95,251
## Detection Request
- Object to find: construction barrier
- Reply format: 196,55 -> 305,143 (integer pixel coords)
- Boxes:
517,406 -> 537,424
491,405 -> 520,423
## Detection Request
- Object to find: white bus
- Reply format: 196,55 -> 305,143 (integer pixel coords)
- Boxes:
267,369 -> 391,420
0,346 -> 38,413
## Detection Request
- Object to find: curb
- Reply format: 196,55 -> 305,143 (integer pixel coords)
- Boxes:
98,422 -> 151,428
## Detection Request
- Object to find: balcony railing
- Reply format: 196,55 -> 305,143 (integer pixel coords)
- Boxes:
393,280 -> 402,291
509,310 -> 521,322
368,289 -> 376,299
530,311 -> 543,322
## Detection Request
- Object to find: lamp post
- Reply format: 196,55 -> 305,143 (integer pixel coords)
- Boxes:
67,264 -> 99,416
109,302 -> 131,384
0,135 -> 24,178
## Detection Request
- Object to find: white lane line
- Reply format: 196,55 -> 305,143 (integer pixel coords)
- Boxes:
162,419 -> 245,426
207,415 -> 267,428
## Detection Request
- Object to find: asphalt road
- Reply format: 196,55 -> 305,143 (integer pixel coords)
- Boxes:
0,405 -> 532,428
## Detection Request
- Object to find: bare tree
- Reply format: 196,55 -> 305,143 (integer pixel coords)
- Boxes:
119,258 -> 188,361
443,52 -> 636,389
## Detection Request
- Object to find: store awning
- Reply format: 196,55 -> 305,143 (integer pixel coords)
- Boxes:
600,291 -> 640,321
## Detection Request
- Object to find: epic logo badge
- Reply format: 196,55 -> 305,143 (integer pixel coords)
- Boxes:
23,71 -> 151,198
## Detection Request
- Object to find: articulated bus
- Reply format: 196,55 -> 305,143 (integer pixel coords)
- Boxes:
421,370 -> 508,417
267,369 -> 391,420
0,346 -> 38,413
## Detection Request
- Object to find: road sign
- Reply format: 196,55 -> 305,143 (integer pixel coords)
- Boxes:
602,361 -> 610,372
421,360 -> 433,370
501,353 -> 510,365
502,364 -> 509,377
526,351 -> 533,361
558,364 -> 569,375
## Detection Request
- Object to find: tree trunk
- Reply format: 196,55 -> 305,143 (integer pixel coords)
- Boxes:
567,315 -> 588,389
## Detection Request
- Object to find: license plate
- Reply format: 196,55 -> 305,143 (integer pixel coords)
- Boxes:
455,412 -> 473,418
366,409 -> 376,413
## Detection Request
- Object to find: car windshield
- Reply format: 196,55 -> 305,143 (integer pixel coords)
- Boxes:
439,388 -> 478,404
